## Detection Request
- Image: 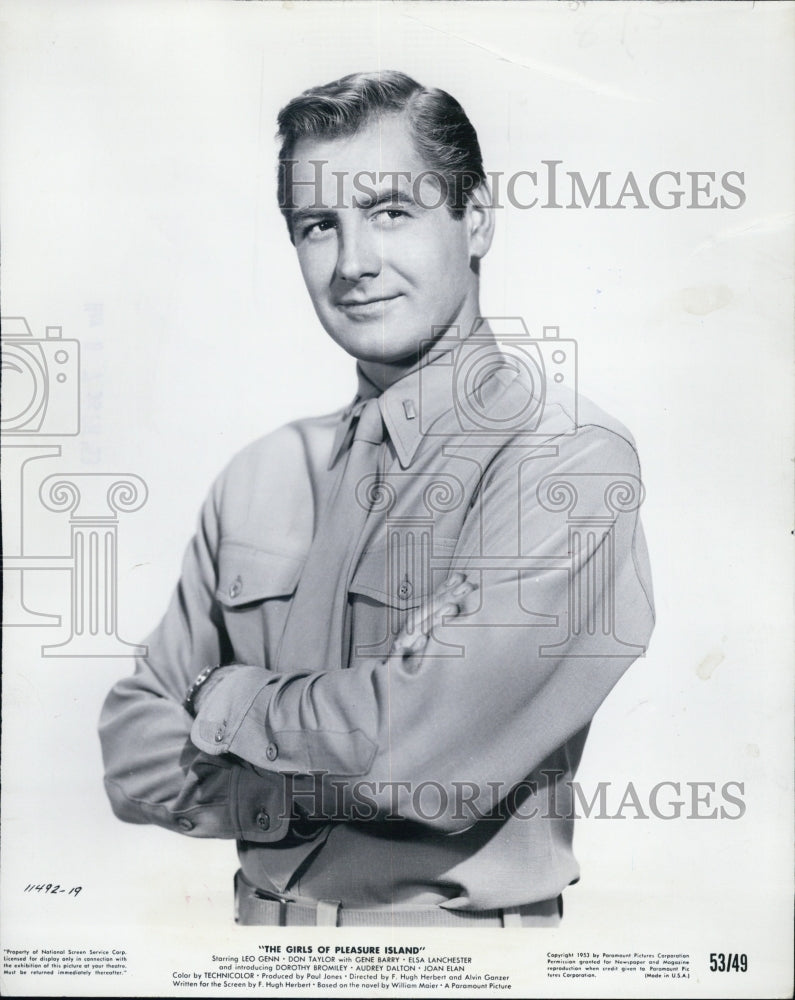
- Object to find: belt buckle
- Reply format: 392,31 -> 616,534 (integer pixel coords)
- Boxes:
252,886 -> 291,926
253,887 -> 291,902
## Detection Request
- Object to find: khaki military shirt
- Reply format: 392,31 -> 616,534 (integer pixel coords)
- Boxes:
100,328 -> 655,911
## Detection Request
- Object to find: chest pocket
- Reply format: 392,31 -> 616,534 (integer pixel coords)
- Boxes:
347,538 -> 457,659
215,541 -> 303,667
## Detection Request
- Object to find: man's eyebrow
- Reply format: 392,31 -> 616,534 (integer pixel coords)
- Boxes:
291,206 -> 337,225
290,186 -> 419,224
355,186 -> 418,210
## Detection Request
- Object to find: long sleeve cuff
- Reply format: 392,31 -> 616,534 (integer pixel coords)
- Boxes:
230,762 -> 292,842
190,664 -> 275,760
189,665 -> 294,841
191,664 -> 377,777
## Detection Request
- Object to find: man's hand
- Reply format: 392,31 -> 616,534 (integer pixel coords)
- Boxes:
389,572 -> 477,660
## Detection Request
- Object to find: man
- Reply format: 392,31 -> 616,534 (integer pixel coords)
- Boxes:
99,71 -> 654,928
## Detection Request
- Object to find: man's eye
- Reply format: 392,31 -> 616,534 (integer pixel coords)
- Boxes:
373,208 -> 409,225
301,219 -> 336,240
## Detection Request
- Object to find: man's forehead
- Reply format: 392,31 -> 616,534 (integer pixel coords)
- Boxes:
289,115 -> 434,204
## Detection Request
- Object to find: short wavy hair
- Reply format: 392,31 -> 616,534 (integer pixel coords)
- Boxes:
276,70 -> 486,241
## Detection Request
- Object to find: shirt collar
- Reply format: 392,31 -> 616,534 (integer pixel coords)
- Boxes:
328,323 -> 511,471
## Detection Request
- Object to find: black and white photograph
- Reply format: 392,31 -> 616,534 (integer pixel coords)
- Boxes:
1,1 -> 792,997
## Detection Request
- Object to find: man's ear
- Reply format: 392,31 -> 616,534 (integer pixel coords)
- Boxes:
465,182 -> 495,262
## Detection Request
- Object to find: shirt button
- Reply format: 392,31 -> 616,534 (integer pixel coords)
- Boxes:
214,725 -> 226,743
177,817 -> 195,831
398,581 -> 412,599
229,576 -> 242,599
255,810 -> 270,831
265,742 -> 279,761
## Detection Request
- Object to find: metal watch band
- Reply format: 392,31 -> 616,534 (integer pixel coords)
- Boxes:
183,664 -> 222,716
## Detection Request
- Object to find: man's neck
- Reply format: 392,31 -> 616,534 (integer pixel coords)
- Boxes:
357,302 -> 490,392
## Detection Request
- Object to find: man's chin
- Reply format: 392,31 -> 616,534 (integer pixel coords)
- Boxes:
348,345 -> 420,369
329,329 -> 422,368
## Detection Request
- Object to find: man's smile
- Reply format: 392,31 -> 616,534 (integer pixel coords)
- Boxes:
335,294 -> 403,319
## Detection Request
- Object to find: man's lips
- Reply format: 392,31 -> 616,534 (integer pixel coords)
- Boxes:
336,294 -> 402,317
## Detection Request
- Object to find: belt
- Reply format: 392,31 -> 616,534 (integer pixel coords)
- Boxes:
234,871 -> 562,928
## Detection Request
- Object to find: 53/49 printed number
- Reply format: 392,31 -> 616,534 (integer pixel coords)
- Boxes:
710,953 -> 747,973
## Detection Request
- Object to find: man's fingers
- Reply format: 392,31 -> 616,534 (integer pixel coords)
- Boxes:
389,576 -> 478,656
442,571 -> 466,591
390,604 -> 453,655
392,629 -> 429,658
429,581 -> 477,620
418,601 -> 459,635
400,578 -> 470,634
416,579 -> 478,634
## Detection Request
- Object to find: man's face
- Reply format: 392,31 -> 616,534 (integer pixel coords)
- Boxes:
288,114 -> 491,376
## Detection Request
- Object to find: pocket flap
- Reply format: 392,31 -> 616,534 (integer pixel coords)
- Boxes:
349,540 -> 455,609
216,542 -> 303,607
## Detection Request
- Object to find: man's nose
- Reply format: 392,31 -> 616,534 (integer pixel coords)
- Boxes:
335,219 -> 382,282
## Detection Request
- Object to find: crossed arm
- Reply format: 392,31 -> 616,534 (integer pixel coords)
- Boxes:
99,423 -> 654,842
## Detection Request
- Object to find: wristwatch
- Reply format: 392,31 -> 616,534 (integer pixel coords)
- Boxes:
183,664 -> 223,716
